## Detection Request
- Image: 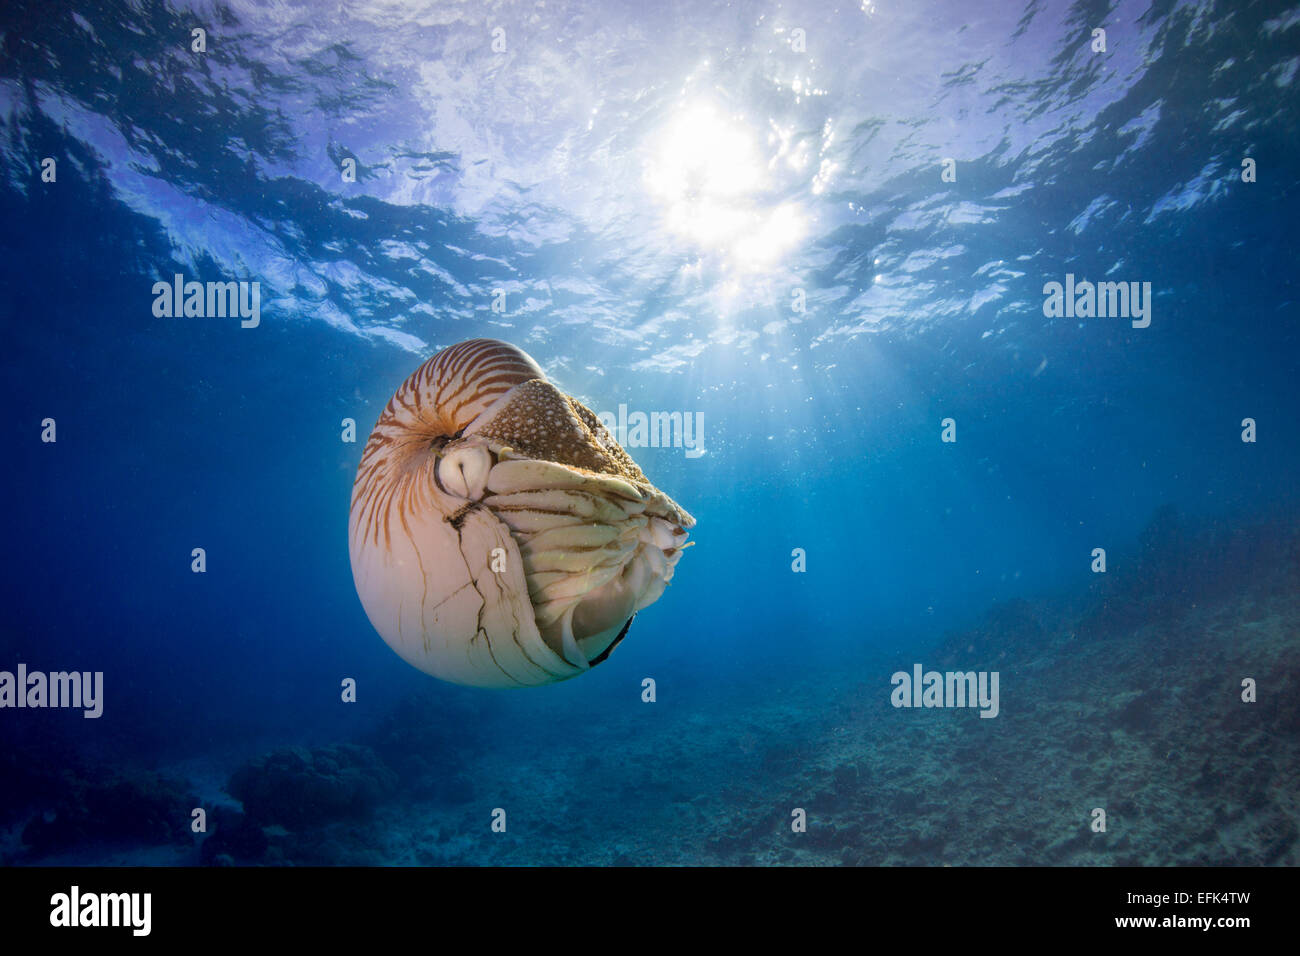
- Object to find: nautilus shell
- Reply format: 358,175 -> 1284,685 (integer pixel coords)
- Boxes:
349,339 -> 695,687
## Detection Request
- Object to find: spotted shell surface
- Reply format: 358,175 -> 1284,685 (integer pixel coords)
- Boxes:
348,339 -> 695,687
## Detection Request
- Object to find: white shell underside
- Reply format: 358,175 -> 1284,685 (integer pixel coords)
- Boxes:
349,344 -> 693,688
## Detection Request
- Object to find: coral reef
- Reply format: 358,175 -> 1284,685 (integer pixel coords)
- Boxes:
17,770 -> 197,857
360,687 -> 485,805
7,510 -> 1298,867
226,744 -> 397,830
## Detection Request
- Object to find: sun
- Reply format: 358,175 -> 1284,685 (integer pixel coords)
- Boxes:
643,101 -> 805,271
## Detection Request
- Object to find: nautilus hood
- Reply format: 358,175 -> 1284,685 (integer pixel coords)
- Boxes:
348,338 -> 695,688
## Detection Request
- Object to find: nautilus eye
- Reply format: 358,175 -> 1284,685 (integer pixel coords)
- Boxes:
348,338 -> 696,688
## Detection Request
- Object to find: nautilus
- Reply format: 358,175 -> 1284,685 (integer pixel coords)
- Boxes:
348,339 -> 695,687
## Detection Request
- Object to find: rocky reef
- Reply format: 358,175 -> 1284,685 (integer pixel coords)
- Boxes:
360,510 -> 1299,867
16,769 -> 197,859
5,508 -> 1297,866
227,744 -> 397,830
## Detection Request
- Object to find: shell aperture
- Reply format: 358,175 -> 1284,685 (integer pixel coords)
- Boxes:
348,339 -> 695,688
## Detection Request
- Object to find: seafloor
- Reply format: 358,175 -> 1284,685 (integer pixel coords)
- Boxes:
3,508 -> 1297,866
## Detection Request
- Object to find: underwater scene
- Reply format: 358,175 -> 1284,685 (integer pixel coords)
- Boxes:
1,0 -> 1298,870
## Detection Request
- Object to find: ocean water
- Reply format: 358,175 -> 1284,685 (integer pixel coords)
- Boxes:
1,0 -> 1298,867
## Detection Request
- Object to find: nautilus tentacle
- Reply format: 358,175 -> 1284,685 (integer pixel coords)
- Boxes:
348,338 -> 695,688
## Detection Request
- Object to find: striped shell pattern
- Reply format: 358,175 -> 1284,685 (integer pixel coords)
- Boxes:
348,339 -> 695,687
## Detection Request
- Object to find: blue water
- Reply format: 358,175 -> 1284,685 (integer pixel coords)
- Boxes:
1,0 -> 1298,866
